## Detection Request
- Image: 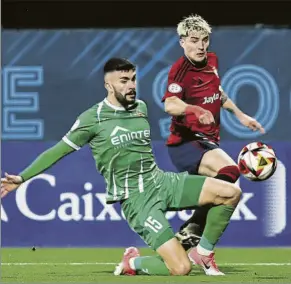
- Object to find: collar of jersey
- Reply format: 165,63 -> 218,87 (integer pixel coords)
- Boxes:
184,55 -> 208,70
104,98 -> 127,111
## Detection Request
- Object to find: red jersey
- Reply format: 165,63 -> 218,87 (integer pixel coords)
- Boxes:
162,53 -> 222,145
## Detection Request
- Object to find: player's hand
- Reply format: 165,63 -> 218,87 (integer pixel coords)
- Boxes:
198,111 -> 214,125
185,105 -> 214,125
1,173 -> 23,198
239,114 -> 265,134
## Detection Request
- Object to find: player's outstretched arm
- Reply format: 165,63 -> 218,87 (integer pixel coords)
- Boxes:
164,96 -> 214,125
164,96 -> 187,116
221,90 -> 265,134
1,141 -> 75,198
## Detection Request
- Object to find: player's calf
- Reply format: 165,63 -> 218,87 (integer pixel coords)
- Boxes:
176,178 -> 241,251
115,238 -> 192,276
187,177 -> 241,275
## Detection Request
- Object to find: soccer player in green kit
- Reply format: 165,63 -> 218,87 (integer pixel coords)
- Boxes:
1,58 -> 241,276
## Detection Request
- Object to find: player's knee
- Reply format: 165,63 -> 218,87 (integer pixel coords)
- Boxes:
233,185 -> 242,202
200,177 -> 241,206
215,165 -> 240,183
169,259 -> 192,276
222,183 -> 242,206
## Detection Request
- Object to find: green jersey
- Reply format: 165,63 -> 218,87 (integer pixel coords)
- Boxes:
63,98 -> 163,203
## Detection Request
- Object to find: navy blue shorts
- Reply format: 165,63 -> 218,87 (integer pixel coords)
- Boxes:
168,140 -> 219,174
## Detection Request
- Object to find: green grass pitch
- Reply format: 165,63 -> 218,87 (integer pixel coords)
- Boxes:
1,248 -> 291,283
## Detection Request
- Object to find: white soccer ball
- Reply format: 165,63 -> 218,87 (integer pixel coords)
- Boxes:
237,142 -> 277,181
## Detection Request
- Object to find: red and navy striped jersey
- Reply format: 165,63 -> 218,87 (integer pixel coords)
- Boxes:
162,53 -> 222,145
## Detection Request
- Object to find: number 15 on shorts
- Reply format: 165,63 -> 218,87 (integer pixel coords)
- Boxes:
144,216 -> 163,233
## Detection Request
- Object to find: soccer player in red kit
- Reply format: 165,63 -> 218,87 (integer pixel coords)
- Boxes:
162,14 -> 265,275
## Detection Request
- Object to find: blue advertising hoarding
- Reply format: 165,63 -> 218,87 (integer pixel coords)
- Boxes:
1,141 -> 290,247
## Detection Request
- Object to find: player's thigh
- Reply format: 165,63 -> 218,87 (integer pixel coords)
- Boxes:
198,147 -> 237,177
168,174 -> 241,209
156,237 -> 192,276
167,141 -> 212,175
122,196 -> 175,251
168,174 -> 207,210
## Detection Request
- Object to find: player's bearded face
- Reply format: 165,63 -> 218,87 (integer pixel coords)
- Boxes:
180,30 -> 210,62
114,88 -> 136,107
113,71 -> 137,107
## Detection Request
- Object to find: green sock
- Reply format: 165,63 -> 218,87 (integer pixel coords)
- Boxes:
133,256 -> 170,275
200,205 -> 235,250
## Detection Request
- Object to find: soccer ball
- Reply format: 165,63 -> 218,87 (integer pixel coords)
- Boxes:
237,142 -> 277,181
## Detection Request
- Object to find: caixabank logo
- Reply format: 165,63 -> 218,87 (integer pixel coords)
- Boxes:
1,161 -> 288,240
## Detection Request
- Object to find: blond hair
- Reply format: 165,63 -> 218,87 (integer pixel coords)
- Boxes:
177,14 -> 212,37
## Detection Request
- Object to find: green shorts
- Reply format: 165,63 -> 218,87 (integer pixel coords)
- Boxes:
121,171 -> 206,250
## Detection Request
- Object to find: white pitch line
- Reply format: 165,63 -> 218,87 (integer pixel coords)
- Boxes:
2,262 -> 117,266
2,262 -> 291,266
223,263 -> 291,266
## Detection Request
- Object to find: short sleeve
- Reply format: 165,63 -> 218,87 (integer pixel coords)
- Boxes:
62,111 -> 96,150
161,64 -> 185,102
136,99 -> 148,116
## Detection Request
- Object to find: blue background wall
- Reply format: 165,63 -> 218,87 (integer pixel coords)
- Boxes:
1,28 -> 291,247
